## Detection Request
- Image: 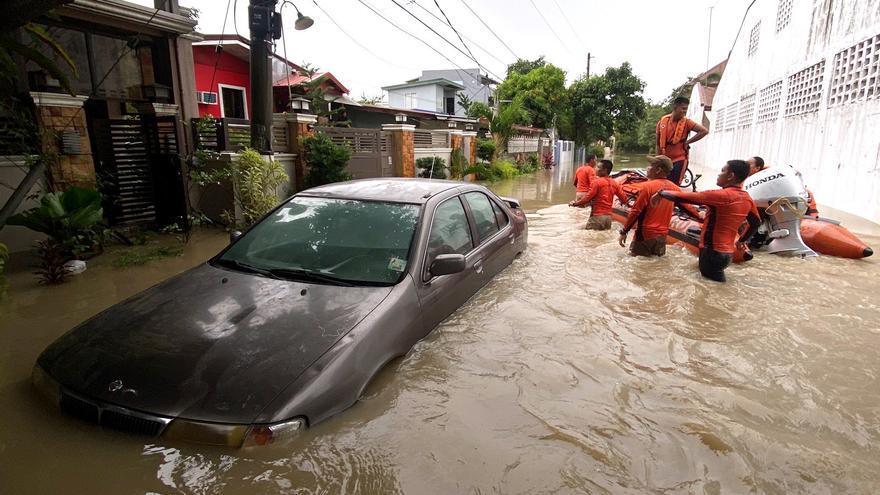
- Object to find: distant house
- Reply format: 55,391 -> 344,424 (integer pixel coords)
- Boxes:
382,68 -> 497,117
191,34 -> 352,118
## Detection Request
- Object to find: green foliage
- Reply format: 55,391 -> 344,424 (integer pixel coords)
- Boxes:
356,93 -> 384,105
456,93 -> 473,114
569,62 -> 647,146
466,101 -> 492,120
8,187 -> 104,257
519,154 -> 540,174
589,143 -> 605,158
296,64 -> 348,126
112,245 -> 184,268
416,156 -> 447,179
476,138 -> 496,162
466,158 -> 528,181
617,102 -> 667,153
489,100 -> 529,157
448,148 -> 467,180
0,241 -> 8,275
0,23 -> 78,97
303,133 -> 353,188
230,148 -> 288,227
507,56 -> 546,78
497,64 -> 568,129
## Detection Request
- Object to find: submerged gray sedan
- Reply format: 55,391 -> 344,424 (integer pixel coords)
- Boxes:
33,179 -> 527,446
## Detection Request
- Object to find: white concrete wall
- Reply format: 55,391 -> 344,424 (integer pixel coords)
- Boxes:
387,84 -> 443,112
705,0 -> 880,223
686,83 -> 710,169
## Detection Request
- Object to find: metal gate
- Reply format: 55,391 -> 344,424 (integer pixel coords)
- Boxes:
314,127 -> 391,179
92,116 -> 187,226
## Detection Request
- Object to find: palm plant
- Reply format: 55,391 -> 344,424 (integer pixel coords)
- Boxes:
489,100 -> 529,159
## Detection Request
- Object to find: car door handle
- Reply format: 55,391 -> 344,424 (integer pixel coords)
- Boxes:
473,259 -> 484,274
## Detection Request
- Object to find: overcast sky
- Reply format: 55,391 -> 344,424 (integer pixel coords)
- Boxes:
138,0 -> 751,103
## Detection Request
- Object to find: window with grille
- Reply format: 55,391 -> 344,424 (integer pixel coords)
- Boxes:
748,22 -> 761,56
715,106 -> 726,131
739,93 -> 756,127
785,61 -> 825,117
776,0 -> 792,32
828,34 -> 880,107
725,102 -> 739,131
758,80 -> 783,122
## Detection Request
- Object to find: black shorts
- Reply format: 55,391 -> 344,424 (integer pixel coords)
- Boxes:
630,236 -> 667,256
667,160 -> 687,185
699,248 -> 732,282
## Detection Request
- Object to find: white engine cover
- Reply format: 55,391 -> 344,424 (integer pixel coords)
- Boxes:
743,164 -> 808,206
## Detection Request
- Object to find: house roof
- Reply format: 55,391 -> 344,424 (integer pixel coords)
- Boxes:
698,85 -> 717,107
688,59 -> 728,86
348,103 -> 478,123
273,72 -> 350,95
194,34 -> 305,73
60,0 -> 198,35
381,78 -> 466,91
512,124 -> 546,135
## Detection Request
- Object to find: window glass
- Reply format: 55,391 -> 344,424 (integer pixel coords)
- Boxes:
25,25 -> 91,94
218,197 -> 420,285
221,87 -> 247,119
91,34 -> 144,100
427,198 -> 473,263
490,198 -> 509,228
464,192 -> 500,243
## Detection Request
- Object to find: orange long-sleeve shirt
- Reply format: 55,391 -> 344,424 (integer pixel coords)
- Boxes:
621,179 -> 682,239
572,176 -> 628,216
660,186 -> 761,254
573,165 -> 596,192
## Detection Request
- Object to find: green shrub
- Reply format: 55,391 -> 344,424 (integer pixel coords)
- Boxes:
464,164 -> 493,181
303,133 -> 353,188
8,187 -> 104,258
416,156 -> 447,179
476,138 -> 496,162
449,148 -> 467,179
491,159 -> 519,180
0,242 -> 8,276
590,143 -> 605,158
517,154 -> 539,174
229,148 -> 288,227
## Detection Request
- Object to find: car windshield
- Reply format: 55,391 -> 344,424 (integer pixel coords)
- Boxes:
216,197 -> 421,285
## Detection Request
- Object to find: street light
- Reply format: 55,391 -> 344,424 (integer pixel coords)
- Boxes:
395,113 -> 407,123
289,96 -> 311,113
281,1 -> 314,30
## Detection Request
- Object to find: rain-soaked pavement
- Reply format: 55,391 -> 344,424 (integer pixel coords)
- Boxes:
2,160 -> 880,494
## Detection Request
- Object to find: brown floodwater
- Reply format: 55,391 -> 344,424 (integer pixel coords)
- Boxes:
2,165 -> 880,494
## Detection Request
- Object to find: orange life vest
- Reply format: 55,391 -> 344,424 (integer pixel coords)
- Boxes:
656,114 -> 689,156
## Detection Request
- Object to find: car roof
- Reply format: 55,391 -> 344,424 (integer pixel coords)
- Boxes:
298,178 -> 477,204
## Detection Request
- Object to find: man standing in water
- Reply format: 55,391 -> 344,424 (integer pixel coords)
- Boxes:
572,154 -> 598,204
656,97 -> 709,186
569,159 -> 627,230
657,160 -> 761,282
618,155 -> 699,256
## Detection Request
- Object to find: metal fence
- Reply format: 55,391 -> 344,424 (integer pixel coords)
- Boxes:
314,126 -> 392,178
414,129 -> 450,148
507,136 -> 540,153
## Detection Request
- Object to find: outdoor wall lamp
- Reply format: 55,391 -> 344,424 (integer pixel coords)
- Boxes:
290,96 -> 311,113
395,113 -> 407,123
280,1 -> 314,30
465,123 -> 474,131
447,121 -> 457,129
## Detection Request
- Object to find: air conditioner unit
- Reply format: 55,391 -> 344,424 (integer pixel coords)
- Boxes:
197,91 -> 218,104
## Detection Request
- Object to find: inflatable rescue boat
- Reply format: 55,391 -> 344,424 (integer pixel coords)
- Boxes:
610,165 -> 873,260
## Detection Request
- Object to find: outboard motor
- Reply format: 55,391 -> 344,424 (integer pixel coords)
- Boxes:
743,165 -> 816,257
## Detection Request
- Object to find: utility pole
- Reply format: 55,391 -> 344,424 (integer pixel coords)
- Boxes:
249,0 -> 280,153
586,52 -> 593,78
706,6 -> 714,70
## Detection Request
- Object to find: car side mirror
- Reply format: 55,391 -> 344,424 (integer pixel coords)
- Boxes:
229,230 -> 242,243
429,254 -> 466,277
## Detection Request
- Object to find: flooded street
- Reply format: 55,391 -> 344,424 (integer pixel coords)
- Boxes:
2,164 -> 880,494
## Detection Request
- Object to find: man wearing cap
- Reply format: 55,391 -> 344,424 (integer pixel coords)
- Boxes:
618,155 -> 701,256
656,96 -> 709,186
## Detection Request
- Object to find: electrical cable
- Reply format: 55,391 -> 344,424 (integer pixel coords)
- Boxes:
207,0 -> 233,96
431,0 -> 487,78
411,0 -> 507,67
457,0 -> 519,61
528,0 -> 572,54
550,0 -> 586,49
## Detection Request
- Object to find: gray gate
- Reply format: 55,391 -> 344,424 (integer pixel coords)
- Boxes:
314,127 -> 391,179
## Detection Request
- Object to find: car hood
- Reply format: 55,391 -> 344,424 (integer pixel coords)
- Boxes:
38,263 -> 393,423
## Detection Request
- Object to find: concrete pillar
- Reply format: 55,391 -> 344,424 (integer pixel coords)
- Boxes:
382,124 -> 416,177
449,129 -> 463,154
462,131 -> 477,164
29,92 -> 95,191
285,112 -> 317,191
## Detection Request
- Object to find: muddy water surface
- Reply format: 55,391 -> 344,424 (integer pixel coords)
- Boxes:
2,165 -> 879,494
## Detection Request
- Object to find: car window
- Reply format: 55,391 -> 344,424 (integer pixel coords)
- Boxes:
464,192 -> 499,243
490,198 -> 509,228
426,198 -> 473,263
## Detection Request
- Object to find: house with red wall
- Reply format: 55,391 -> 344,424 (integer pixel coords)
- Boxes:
192,34 -> 351,120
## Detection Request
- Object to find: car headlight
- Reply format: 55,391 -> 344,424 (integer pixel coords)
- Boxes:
162,417 -> 306,447
32,364 -> 60,407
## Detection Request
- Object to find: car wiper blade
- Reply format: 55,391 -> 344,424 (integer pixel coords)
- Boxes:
215,258 -> 280,279
267,268 -> 355,287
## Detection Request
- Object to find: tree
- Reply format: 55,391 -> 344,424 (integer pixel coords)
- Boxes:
506,56 -> 546,78
617,102 -> 666,153
496,64 -> 568,130
466,101 -> 492,120
569,62 -> 647,145
357,93 -> 384,105
456,93 -> 473,114
489,100 -> 529,159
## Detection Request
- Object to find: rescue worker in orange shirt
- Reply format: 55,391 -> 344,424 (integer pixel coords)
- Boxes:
656,96 -> 709,186
569,159 -> 628,230
572,154 -> 597,204
617,155 -> 701,256
656,159 -> 761,282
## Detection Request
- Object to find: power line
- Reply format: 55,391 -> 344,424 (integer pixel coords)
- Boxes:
311,0 -> 419,71
411,0 -> 507,68
207,0 -> 233,94
388,0 -> 502,81
550,0 -> 586,49
528,0 -> 572,54
431,0 -> 486,77
458,0 -> 519,61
